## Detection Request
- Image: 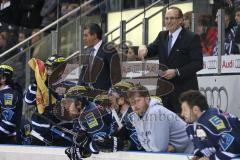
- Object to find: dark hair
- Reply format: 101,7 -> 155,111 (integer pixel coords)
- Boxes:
198,14 -> 215,27
183,11 -> 192,20
236,7 -> 240,13
127,84 -> 150,98
84,23 -> 102,40
179,90 -> 209,111
224,7 -> 232,17
168,6 -> 183,18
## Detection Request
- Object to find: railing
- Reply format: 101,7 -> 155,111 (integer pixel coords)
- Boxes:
0,0 -> 100,59
107,0 -> 179,43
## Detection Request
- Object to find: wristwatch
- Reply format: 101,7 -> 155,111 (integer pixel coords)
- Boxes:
175,68 -> 180,76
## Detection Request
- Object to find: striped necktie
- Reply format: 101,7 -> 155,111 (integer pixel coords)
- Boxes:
89,47 -> 95,73
167,34 -> 173,56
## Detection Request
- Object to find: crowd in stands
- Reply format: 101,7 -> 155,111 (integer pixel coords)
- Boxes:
0,0 -> 83,60
182,5 -> 240,56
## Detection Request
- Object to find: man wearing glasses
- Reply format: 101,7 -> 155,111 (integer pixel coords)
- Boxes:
138,6 -> 203,114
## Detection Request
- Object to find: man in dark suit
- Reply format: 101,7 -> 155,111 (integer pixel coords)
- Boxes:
79,23 -> 122,91
138,7 -> 203,113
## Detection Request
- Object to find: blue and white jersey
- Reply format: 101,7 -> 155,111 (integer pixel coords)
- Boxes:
24,83 -> 37,105
79,102 -> 114,140
0,85 -> 22,136
111,106 -> 143,151
24,81 -> 76,144
24,81 -> 76,105
187,108 -> 240,160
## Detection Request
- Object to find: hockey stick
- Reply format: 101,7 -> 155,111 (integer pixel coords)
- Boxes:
31,130 -> 52,145
32,113 -> 80,142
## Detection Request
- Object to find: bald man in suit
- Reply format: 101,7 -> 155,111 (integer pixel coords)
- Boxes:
138,7 -> 203,113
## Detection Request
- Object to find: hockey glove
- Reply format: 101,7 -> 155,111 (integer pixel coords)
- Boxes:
93,135 -> 131,152
65,146 -> 91,160
73,130 -> 91,148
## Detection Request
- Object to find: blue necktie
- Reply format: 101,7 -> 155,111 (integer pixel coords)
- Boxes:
167,34 -> 172,56
89,47 -> 95,73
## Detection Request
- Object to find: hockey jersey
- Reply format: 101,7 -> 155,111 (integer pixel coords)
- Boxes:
77,101 -> 115,153
24,81 -> 76,144
0,85 -> 22,137
186,108 -> 240,160
79,102 -> 114,139
111,106 -> 143,151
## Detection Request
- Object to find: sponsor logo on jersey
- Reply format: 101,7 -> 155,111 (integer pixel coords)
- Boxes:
85,112 -> 99,128
209,115 -> 226,130
4,93 -> 13,106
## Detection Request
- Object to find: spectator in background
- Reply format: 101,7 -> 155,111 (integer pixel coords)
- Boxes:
14,29 -> 29,89
18,30 -> 27,43
62,3 -> 79,22
213,8 -> 240,55
126,46 -> 139,61
31,29 -> 49,61
235,7 -> 240,44
0,32 -> 9,54
0,0 -> 21,26
19,0 -> 44,28
40,0 -> 58,29
183,11 -> 192,30
213,0 -> 240,10
196,14 -> 217,56
17,29 -> 28,52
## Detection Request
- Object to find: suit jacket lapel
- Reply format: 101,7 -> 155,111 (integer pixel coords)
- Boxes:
163,31 -> 169,60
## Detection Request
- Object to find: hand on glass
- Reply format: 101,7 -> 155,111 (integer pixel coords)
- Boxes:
138,45 -> 148,60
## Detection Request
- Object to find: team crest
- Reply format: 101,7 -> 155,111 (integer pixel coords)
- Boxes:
2,109 -> 14,121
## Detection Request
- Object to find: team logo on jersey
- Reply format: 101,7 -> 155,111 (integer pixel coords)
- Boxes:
85,112 -> 99,128
209,115 -> 226,130
2,109 -> 14,121
219,133 -> 234,151
4,93 -> 13,106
